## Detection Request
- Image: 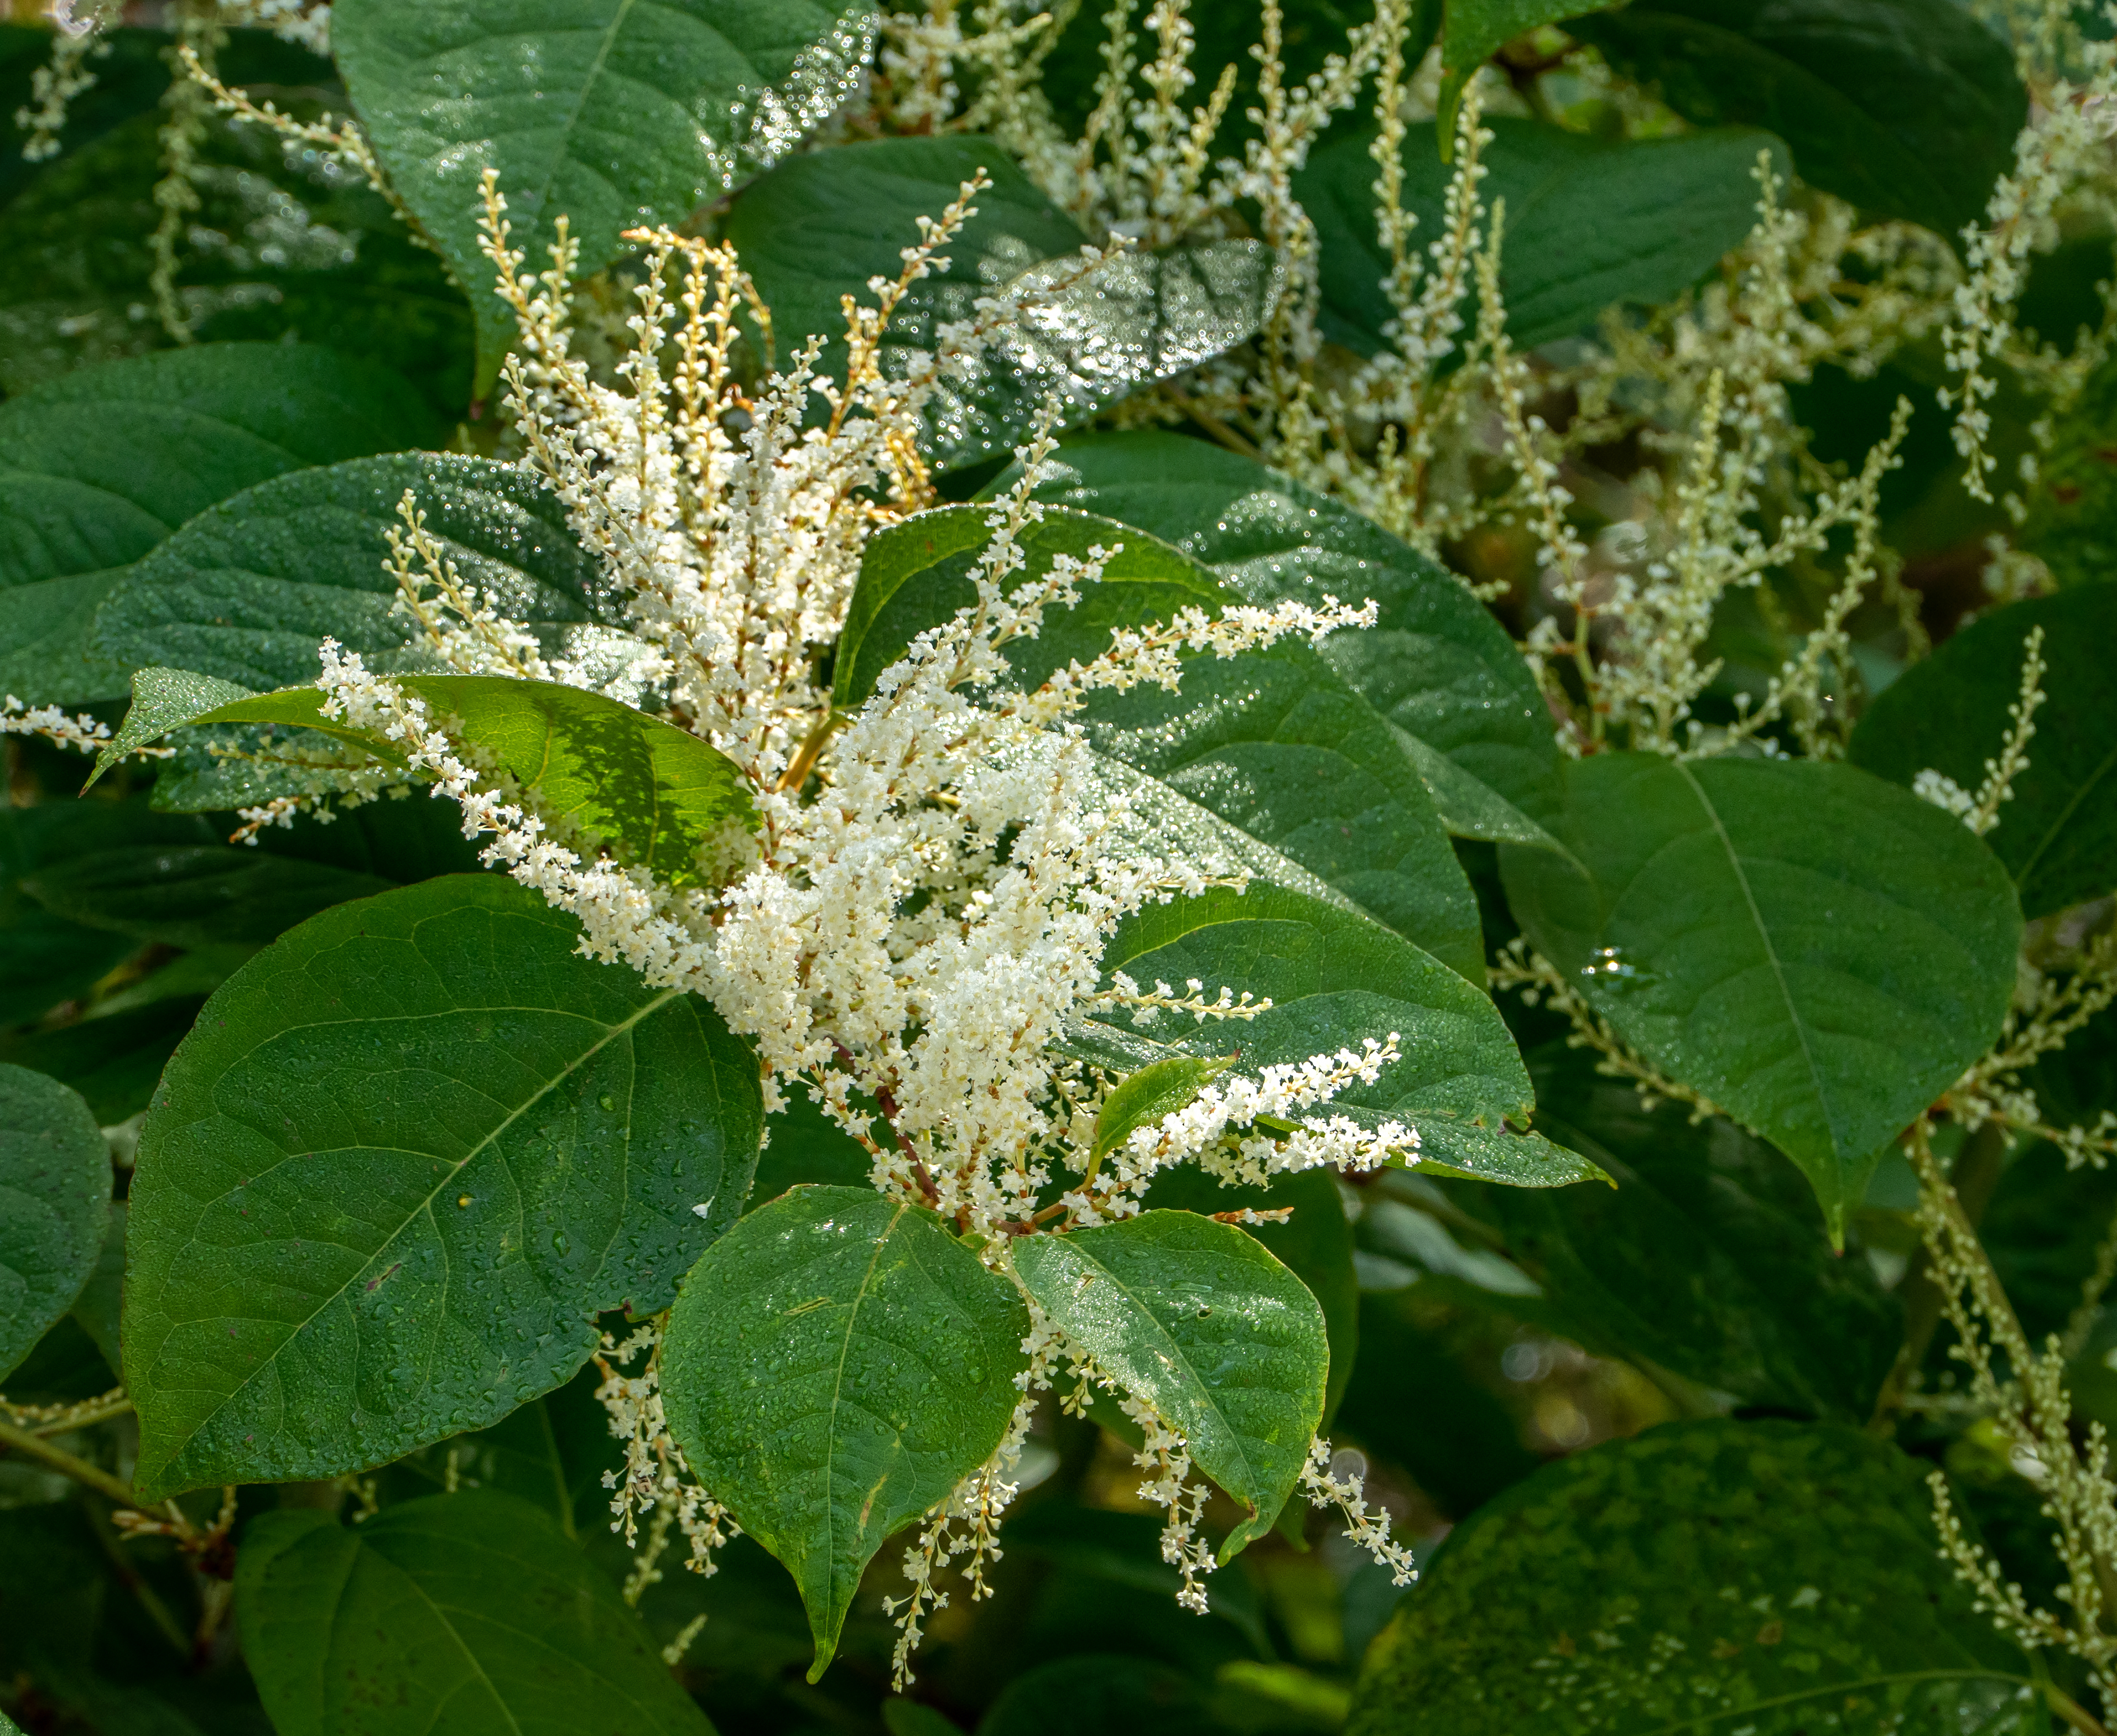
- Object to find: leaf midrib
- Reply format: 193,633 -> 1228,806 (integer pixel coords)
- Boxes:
820,1204 -> 909,1620
522,0 -> 641,230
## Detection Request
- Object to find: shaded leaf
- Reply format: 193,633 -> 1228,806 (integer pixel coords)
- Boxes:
659,1185 -> 1030,1678
1850,585 -> 2117,920
68,1201 -> 127,1380
124,873 -> 764,1498
236,1489 -> 711,1736
1500,754 -> 2020,1232
1434,0 -> 1586,141
0,1064 -> 111,1380
1346,1419 -> 2048,1735
21,847 -> 394,950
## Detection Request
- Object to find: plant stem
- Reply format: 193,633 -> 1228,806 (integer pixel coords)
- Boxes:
82,1497 -> 191,1660
0,1413 -> 142,1507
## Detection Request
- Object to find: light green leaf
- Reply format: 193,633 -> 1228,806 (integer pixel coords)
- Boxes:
1015,431 -> 1563,827
726,136 -> 1278,469
659,1185 -> 1030,1679
94,453 -> 614,692
1300,117 -> 1789,355
87,676 -> 407,804
0,1064 -> 111,1381
1015,1210 -> 1327,1558
0,344 -> 439,706
236,1489 -> 711,1736
332,0 -> 877,386
392,674 -> 759,884
124,873 -> 764,1499
1573,0 -> 2026,234
1851,585 -> 2117,920
1347,1419 -> 2049,1736
1094,1056 -> 1236,1167
1085,881 -> 1602,1186
1500,754 -> 2022,1233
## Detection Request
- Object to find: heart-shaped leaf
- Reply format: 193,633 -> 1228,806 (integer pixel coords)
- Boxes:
0,1064 -> 110,1381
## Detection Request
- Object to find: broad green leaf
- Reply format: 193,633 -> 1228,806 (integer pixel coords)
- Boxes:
1016,432 -> 1563,827
68,1201 -> 127,1380
382,1369 -> 615,1534
124,873 -> 764,1499
745,1088 -> 876,1206
235,1489 -> 711,1736
21,848 -> 394,950
95,454 -> 615,693
1141,1167 -> 1361,1429
0,1064 -> 110,1381
1,996 -> 219,1126
1096,1057 -> 1237,1167
1346,1419 -> 2049,1735
659,1185 -> 1030,1678
0,344 -> 438,706
726,137 -> 1279,469
1298,118 -> 1790,355
1459,1044 -> 1901,1420
1015,1210 -> 1327,1557
1500,754 -> 2022,1234
333,0 -> 877,386
1573,0 -> 2027,235
1850,585 -> 2117,920
1085,881 -> 1603,1186
1434,0 -> 1584,144
391,674 -> 759,884
87,668 -> 255,790
842,503 -> 1485,975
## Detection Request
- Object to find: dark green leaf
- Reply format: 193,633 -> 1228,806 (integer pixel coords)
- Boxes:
659,1184 -> 1030,1678
1299,117 -> 1788,355
1085,881 -> 1601,1185
235,1489 -> 711,1736
1016,1210 -> 1327,1557
979,1653 -> 1219,1736
1435,0 -> 1585,141
0,344 -> 438,706
1,996 -> 214,1125
1850,585 -> 2117,919
0,1063 -> 110,1380
726,137 -> 1278,469
744,1086 -> 875,1207
1573,0 -> 2026,234
1017,431 -> 1563,828
332,0 -> 876,385
0,24 -> 169,205
68,1200 -> 127,1380
391,674 -> 758,884
1500,754 -> 2021,1232
94,454 -> 613,692
0,894 -> 135,1031
1346,1419 -> 2048,1735
124,872 -> 764,1498
1460,1044 -> 1901,1418
21,847 -> 393,949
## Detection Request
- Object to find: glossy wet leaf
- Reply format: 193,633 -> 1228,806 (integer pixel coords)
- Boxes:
1083,880 -> 1600,1186
659,1185 -> 1030,1678
1346,1419 -> 2048,1735
1460,1044 -> 1901,1420
124,872 -> 763,1499
1850,584 -> 2117,920
236,1489 -> 711,1736
333,0 -> 876,385
843,503 -> 1485,975
1299,117 -> 1788,355
95,453 -> 614,692
392,674 -> 759,883
0,344 -> 438,706
1015,1210 -> 1327,1557
0,1064 -> 111,1381
1574,0 -> 2026,234
1500,754 -> 2021,1234
1016,432 -> 1563,828
1095,1056 -> 1236,1167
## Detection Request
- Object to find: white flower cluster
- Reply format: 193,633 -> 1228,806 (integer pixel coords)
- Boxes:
1,694 -> 115,755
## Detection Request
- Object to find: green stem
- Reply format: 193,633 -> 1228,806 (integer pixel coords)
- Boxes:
81,1497 -> 191,1660
0,1413 -> 141,1506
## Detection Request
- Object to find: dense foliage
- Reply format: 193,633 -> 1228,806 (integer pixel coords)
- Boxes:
1,0 -> 2114,1733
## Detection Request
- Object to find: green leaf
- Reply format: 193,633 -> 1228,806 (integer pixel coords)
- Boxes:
123,872 -> 764,1499
94,453 -> 614,692
0,1064 -> 110,1381
1572,0 -> 2027,235
842,503 -> 1486,975
658,1185 -> 1030,1679
1,996 -> 219,1125
1095,1056 -> 1237,1167
68,1201 -> 127,1380
1299,117 -> 1790,355
1140,1167 -> 1361,1429
20,848 -> 394,950
1434,0 -> 1583,145
0,344 -> 439,706
1346,1418 -> 2049,1735
1085,880 -> 1602,1186
235,1488 -> 712,1736
1015,1210 -> 1327,1558
1460,1044 -> 1902,1420
1016,431 -> 1563,828
332,0 -> 877,388
1500,754 -> 2022,1234
391,674 -> 759,883
1850,585 -> 2117,920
